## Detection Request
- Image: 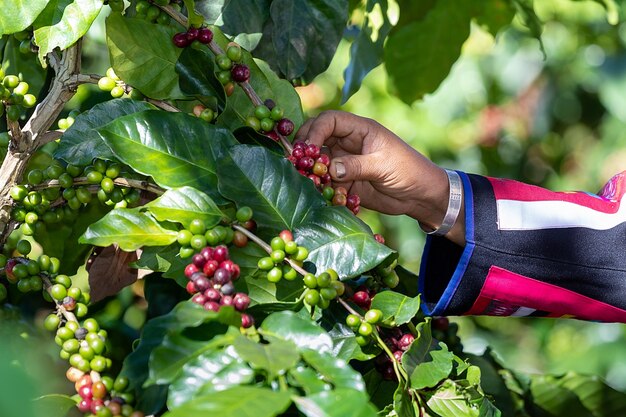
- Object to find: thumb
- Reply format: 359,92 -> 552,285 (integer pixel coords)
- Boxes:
330,154 -> 380,182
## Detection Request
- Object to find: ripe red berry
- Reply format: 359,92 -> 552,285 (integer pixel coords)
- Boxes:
173,32 -> 190,48
242,219 -> 257,231
293,140 -> 306,150
393,350 -> 404,363
204,288 -> 221,302
233,230 -> 248,248
398,334 -> 415,350
4,258 -> 18,283
352,291 -> 370,308
200,246 -> 214,260
220,295 -> 234,306
316,154 -> 330,166
193,275 -> 211,292
90,399 -> 104,414
186,27 -> 199,41
79,385 -> 93,399
231,64 -> 250,82
432,317 -> 450,331
266,131 -> 280,141
203,259 -> 219,277
198,28 -> 213,44
320,173 -> 332,184
277,118 -> 294,136
292,148 -> 305,160
305,144 -> 320,158
213,245 -> 229,263
204,301 -> 220,311
185,264 -> 199,278
186,280 -> 197,295
296,157 -> 314,171
374,234 -> 385,244
346,194 -> 360,210
381,365 -> 396,381
241,313 -> 254,328
192,254 -> 206,268
234,293 -> 250,311
213,268 -> 231,285
191,293 -> 207,305
78,399 -> 92,413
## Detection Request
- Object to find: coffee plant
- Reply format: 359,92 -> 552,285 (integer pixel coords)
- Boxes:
0,1 -> 625,417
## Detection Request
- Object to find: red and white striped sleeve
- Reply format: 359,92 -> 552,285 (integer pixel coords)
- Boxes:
418,170 -> 626,323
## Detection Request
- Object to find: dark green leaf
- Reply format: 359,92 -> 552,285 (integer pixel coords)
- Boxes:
229,243 -> 269,281
233,335 -> 300,378
370,291 -> 420,327
394,384 -> 418,417
218,145 -> 326,236
0,0 -> 48,35
243,272 -> 304,307
33,0 -> 103,64
54,99 -> 154,165
293,388 -> 378,417
260,311 -> 332,352
472,0 -> 515,36
557,372 -> 626,416
232,126 -> 285,156
144,186 -> 225,229
383,0 -> 472,103
176,46 -> 226,109
170,301 -> 243,329
163,386 -> 292,417
198,0 -> 270,36
295,206 -> 395,278
342,0 -> 392,103
363,369 -> 397,411
301,349 -> 366,391
426,380 -> 480,417
80,208 -> 178,251
149,324 -> 237,385
392,0 -> 436,31
95,110 -> 237,202
33,394 -> 76,417
133,244 -> 188,286
106,13 -> 184,99
267,0 -> 348,81
402,322 -> 453,390
144,275 -> 189,318
167,349 -> 254,408
318,304 -> 375,362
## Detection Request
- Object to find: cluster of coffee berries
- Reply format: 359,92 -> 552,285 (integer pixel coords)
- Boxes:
98,68 -> 127,99
192,104 -> 216,123
58,109 -> 80,130
375,328 -> 415,380
345,308 -> 383,345
302,268 -> 345,309
257,230 -> 307,283
13,159 -> 141,235
135,0 -> 179,24
172,25 -> 214,49
71,372 -> 143,417
0,69 -> 37,121
287,141 -> 360,214
183,245 -> 254,328
176,219 -> 239,259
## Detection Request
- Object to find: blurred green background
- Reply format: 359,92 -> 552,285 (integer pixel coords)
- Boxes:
299,0 -> 626,391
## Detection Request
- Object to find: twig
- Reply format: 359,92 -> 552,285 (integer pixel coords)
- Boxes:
37,130 -> 64,146
31,177 -> 165,195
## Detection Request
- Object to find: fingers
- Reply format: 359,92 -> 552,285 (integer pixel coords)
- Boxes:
295,110 -> 370,150
329,153 -> 380,183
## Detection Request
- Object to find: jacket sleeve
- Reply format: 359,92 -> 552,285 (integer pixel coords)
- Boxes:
417,170 -> 626,323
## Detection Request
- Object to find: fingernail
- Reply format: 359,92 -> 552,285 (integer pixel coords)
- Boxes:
335,161 -> 346,179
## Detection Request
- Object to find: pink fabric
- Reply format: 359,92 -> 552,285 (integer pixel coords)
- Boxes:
487,171 -> 626,214
466,265 -> 626,322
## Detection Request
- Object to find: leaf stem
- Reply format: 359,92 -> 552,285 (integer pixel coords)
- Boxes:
374,331 -> 409,383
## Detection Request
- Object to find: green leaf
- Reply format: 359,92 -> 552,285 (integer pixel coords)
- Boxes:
370,291 -> 420,327
176,46 -> 226,109
260,311 -> 333,352
217,145 -> 326,237
266,0 -> 349,81
163,386 -> 292,417
426,380 -> 480,417
301,349 -> 366,391
133,244 -> 188,286
80,208 -> 178,251
472,0 -> 515,37
557,372 -> 626,416
293,389 -> 378,417
167,349 -> 254,408
33,394 -> 77,416
229,243 -> 269,281
197,0 -> 270,37
383,0 -> 472,103
95,110 -> 237,202
149,324 -> 236,385
363,369 -> 397,411
402,322 -> 453,390
144,187 -> 225,229
0,0 -> 48,35
295,206 -> 395,278
318,304 -> 375,362
54,99 -> 155,165
182,0 -> 205,28
393,384 -> 418,417
342,0 -> 392,103
289,365 -> 329,395
233,335 -> 300,379
33,0 -> 103,65
106,13 -> 184,99
171,301 -> 243,329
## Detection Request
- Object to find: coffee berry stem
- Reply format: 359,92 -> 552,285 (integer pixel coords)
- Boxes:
337,297 -> 360,317
374,330 -> 409,382
406,321 -> 419,337
41,274 -> 79,324
31,176 -> 165,195
232,224 -> 307,276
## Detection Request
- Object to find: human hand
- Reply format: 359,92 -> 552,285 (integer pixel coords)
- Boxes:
296,111 -> 465,245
